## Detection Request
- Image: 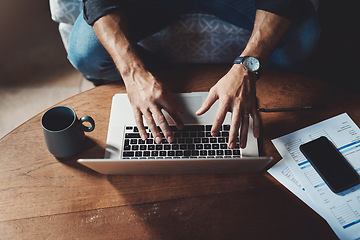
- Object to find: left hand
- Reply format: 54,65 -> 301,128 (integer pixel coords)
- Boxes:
196,65 -> 260,149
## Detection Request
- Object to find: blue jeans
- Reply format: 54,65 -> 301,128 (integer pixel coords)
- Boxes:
68,0 -> 320,81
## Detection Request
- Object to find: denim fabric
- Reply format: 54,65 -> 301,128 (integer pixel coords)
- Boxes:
68,0 -> 320,81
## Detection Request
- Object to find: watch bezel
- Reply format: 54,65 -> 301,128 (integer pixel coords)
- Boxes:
242,56 -> 260,72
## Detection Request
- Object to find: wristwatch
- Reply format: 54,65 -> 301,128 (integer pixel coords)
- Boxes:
233,56 -> 262,79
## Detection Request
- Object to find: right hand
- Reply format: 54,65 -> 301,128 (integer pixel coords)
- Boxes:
125,71 -> 184,144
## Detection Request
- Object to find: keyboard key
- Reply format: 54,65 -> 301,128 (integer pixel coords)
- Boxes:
200,150 -> 207,156
216,150 -> 224,155
202,138 -> 209,143
191,150 -> 199,156
176,151 -> 183,156
225,150 -> 232,155
123,151 -> 134,157
220,144 -> 227,149
183,125 -> 204,131
233,150 -> 240,156
184,150 -> 191,156
196,144 -> 203,149
132,145 -> 139,150
222,132 -> 229,137
181,132 -> 189,138
125,133 -> 143,138
187,144 -> 195,150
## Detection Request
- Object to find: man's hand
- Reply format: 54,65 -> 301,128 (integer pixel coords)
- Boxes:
196,65 -> 260,149
125,70 -> 183,144
196,10 -> 291,149
93,11 -> 184,144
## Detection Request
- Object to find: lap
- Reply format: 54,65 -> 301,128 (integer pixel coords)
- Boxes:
67,0 -> 320,79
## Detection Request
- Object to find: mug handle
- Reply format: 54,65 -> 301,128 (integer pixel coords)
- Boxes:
80,116 -> 95,132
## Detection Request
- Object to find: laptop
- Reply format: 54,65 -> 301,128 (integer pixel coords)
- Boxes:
78,92 -> 272,174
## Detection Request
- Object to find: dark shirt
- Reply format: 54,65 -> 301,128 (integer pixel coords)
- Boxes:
82,0 -> 313,26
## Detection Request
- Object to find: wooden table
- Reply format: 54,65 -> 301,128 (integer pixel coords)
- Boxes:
2,65 -> 355,239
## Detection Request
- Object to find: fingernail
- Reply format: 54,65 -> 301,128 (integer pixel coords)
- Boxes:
229,142 -> 234,149
196,108 -> 202,115
167,135 -> 174,143
155,136 -> 162,144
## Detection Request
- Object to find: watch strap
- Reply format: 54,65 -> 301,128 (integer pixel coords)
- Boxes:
233,57 -> 245,64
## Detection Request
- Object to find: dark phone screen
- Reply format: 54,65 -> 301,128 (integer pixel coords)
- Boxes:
300,136 -> 360,193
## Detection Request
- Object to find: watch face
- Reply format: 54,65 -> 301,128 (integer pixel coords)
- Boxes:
243,57 -> 260,72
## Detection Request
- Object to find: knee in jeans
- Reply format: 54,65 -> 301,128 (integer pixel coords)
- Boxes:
67,45 -> 103,79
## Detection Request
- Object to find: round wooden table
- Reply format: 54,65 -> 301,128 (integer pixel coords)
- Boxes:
1,65 -> 353,239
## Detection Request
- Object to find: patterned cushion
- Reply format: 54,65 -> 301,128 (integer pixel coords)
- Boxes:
138,13 -> 250,64
49,0 -> 83,51
49,0 -> 318,63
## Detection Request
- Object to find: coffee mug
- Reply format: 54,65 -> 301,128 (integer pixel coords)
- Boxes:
41,106 -> 95,158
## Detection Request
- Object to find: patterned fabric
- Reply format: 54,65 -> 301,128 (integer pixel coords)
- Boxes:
138,14 -> 251,64
49,0 -> 318,62
49,0 -> 83,51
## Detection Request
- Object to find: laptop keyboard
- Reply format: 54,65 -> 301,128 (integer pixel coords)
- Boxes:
122,125 -> 241,159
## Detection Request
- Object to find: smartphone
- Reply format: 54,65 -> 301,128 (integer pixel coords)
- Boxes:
299,136 -> 360,193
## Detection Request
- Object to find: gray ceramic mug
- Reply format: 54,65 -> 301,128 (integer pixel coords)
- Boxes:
41,106 -> 95,158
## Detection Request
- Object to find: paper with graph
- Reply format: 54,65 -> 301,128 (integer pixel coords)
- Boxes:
270,113 -> 360,240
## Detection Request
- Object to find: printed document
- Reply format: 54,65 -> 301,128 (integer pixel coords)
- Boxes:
270,113 -> 360,240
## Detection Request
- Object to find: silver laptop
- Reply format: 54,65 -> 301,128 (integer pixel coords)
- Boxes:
78,92 -> 272,174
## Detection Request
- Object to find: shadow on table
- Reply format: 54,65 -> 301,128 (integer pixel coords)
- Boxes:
56,136 -> 105,176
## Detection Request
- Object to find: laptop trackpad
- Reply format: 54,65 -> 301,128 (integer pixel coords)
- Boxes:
164,95 -> 203,125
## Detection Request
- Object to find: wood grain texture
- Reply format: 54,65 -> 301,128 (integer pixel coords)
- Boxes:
1,66 -> 351,239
